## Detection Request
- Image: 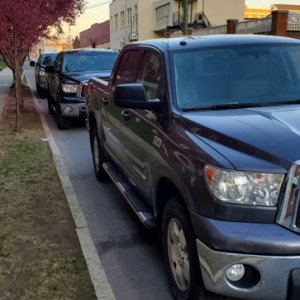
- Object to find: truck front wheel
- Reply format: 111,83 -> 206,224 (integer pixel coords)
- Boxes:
36,82 -> 45,98
162,197 -> 224,300
47,94 -> 54,115
56,108 -> 71,130
91,126 -> 109,181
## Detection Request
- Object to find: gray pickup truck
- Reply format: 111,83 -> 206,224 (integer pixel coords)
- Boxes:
86,34 -> 300,300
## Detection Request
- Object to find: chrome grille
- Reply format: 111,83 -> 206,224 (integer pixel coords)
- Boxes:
276,161 -> 300,233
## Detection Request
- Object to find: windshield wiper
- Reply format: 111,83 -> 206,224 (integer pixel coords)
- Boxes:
182,99 -> 300,111
182,102 -> 263,111
209,102 -> 264,109
262,99 -> 300,106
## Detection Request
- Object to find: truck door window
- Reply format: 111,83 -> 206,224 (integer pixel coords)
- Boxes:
136,51 -> 162,100
115,50 -> 140,85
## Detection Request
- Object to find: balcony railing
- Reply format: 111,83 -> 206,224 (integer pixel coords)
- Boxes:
193,17 -> 272,36
236,17 -> 272,34
193,24 -> 227,36
288,12 -> 300,31
154,15 -> 170,31
173,11 -> 182,25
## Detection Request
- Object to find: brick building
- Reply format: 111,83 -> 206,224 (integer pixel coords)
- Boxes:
79,20 -> 110,49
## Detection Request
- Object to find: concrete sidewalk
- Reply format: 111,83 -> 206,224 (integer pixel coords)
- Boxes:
0,67 -> 13,117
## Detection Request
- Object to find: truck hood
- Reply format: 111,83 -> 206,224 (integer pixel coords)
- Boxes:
181,105 -> 300,171
63,70 -> 111,83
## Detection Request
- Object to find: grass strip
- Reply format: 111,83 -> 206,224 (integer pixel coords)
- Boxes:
0,100 -> 96,299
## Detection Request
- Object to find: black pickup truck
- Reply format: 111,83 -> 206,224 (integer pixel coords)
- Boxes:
86,35 -> 300,300
46,48 -> 117,129
30,51 -> 57,98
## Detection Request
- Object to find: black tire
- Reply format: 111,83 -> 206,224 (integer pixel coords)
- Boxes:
36,82 -> 46,98
47,94 -> 54,115
162,197 -> 225,300
56,108 -> 72,130
90,126 -> 109,181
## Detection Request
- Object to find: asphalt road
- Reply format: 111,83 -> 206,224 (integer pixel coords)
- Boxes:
24,63 -> 173,300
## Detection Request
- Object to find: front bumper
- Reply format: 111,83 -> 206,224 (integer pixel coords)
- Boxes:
60,102 -> 86,118
38,76 -> 48,89
190,213 -> 300,299
197,240 -> 300,300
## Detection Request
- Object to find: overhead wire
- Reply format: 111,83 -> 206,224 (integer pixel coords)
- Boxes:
85,0 -> 112,9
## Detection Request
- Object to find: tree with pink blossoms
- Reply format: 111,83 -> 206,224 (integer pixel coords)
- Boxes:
0,0 -> 84,130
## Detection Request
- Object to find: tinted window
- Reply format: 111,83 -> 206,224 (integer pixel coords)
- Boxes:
62,51 -> 117,73
137,51 -> 162,100
288,48 -> 300,77
42,54 -> 57,65
115,50 -> 140,85
172,44 -> 300,109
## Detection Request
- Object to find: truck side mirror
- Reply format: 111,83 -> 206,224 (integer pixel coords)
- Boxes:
114,83 -> 161,111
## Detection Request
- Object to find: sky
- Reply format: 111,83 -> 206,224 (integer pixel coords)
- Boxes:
70,0 -> 111,38
69,0 -> 300,38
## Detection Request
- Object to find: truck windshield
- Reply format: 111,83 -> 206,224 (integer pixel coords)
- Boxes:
62,52 -> 117,73
172,44 -> 300,110
41,53 -> 57,65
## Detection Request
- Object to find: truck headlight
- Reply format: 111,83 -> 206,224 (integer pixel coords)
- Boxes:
62,83 -> 78,93
205,164 -> 284,206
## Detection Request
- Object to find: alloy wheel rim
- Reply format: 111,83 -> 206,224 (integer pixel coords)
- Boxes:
167,218 -> 190,291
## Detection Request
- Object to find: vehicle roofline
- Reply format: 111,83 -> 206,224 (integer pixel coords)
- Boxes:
125,34 -> 300,52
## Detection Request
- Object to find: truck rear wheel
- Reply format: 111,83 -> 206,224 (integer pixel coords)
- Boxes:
162,197 -> 224,300
36,83 -> 46,98
91,126 -> 109,181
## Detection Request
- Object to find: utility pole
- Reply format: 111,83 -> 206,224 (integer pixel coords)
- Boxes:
182,0 -> 188,35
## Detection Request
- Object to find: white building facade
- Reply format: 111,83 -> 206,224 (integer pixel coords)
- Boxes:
110,0 -> 245,51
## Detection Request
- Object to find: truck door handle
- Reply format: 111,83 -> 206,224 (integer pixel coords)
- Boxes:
121,110 -> 130,121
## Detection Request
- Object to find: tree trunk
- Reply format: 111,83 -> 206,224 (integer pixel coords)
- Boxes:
11,66 -> 25,107
13,63 -> 23,131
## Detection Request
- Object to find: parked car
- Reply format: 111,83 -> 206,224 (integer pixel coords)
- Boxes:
86,34 -> 300,300
46,48 -> 118,129
30,52 -> 57,98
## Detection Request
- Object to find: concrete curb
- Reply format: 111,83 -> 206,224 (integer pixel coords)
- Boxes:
27,78 -> 115,300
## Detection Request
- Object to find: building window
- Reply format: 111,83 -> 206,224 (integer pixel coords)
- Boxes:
120,11 -> 125,27
156,3 -> 170,20
155,3 -> 170,29
127,8 -> 132,26
110,16 -> 113,30
114,14 -> 119,29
